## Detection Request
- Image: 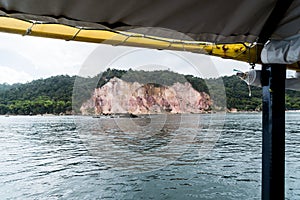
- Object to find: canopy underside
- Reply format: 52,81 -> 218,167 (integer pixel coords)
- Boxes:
0,15 -> 263,64
0,0 -> 299,69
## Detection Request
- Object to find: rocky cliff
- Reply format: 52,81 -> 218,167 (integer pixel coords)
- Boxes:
80,77 -> 212,115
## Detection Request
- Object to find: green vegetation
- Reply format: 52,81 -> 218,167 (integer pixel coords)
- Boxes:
0,76 -> 75,115
220,76 -> 262,111
209,75 -> 300,111
1,69 -> 300,115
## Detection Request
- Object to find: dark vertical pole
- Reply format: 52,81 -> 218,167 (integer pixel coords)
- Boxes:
261,64 -> 286,200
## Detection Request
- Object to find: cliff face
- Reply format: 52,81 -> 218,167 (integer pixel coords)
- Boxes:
80,77 -> 212,115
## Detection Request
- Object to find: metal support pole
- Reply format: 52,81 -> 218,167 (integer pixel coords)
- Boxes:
261,64 -> 286,200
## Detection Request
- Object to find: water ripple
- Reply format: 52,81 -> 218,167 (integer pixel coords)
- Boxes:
0,114 -> 299,199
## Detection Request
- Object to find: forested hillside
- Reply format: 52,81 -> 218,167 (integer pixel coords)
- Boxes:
0,76 -> 75,115
1,69 -> 300,115
221,76 -> 300,111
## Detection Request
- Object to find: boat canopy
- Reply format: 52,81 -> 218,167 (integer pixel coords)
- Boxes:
0,0 -> 299,68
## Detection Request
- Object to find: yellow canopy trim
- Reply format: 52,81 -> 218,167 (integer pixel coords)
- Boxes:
0,16 -> 298,70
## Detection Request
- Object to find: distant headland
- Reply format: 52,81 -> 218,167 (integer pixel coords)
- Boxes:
1,68 -> 300,116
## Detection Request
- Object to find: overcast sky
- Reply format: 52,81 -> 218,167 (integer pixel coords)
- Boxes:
0,32 -> 255,84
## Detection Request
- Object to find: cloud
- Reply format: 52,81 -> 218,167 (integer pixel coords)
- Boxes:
0,66 -> 33,84
0,32 -> 99,83
0,32 -> 257,84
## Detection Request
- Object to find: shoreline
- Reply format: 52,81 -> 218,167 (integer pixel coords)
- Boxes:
2,110 -> 300,117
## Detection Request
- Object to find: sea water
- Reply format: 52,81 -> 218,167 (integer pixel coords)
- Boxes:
0,113 -> 299,199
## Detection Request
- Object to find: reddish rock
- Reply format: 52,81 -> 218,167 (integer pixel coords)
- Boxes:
80,77 -> 212,115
